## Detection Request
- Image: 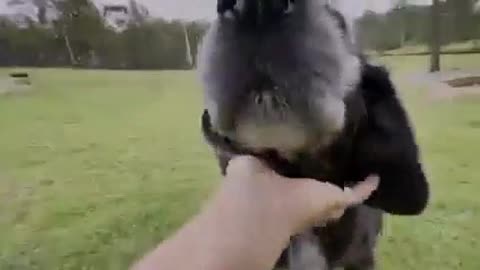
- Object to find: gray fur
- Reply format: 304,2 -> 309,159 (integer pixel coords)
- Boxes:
288,230 -> 328,270
197,0 -> 361,156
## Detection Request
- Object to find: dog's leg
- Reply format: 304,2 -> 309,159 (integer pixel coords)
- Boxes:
344,259 -> 375,270
342,207 -> 382,270
288,229 -> 330,270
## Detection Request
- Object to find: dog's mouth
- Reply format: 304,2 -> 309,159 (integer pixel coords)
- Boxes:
202,109 -> 305,176
202,109 -> 345,180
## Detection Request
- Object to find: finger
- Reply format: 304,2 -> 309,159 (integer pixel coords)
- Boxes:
345,175 -> 380,205
226,155 -> 271,176
313,176 -> 379,224
293,179 -> 349,213
287,176 -> 380,232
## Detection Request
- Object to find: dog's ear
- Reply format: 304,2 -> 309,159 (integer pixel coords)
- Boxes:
353,64 -> 429,215
217,0 -> 237,14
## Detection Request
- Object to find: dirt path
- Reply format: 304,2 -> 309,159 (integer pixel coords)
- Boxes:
0,77 -> 32,95
403,69 -> 480,101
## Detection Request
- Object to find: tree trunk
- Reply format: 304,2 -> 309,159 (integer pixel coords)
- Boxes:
398,0 -> 408,48
430,0 -> 441,72
63,27 -> 77,66
183,24 -> 193,68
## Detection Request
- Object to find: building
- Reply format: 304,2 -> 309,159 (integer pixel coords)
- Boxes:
103,4 -> 130,31
100,0 -> 149,32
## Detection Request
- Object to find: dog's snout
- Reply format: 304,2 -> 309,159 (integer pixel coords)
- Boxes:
250,72 -> 275,93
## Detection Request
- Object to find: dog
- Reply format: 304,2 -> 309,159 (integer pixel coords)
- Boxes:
197,1 -> 430,269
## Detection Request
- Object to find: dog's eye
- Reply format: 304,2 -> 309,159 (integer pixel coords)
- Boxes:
223,136 -> 233,145
224,10 -> 236,20
285,0 -> 295,15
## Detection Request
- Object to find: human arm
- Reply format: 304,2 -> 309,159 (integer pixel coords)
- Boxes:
131,156 -> 378,270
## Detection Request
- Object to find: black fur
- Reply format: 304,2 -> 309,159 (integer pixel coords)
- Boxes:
217,0 -> 237,13
201,61 -> 429,268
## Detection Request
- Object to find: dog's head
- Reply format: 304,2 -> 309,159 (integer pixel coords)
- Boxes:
198,0 -> 361,158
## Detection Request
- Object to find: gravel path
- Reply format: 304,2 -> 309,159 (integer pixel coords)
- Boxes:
0,77 -> 32,95
402,69 -> 480,101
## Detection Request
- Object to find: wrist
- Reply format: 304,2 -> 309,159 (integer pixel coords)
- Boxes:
197,186 -> 292,270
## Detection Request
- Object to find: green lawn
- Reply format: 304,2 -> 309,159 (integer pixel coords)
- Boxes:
1,56 -> 480,270
377,54 -> 480,74
381,40 -> 480,56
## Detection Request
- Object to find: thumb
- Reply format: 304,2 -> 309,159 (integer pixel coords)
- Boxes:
321,175 -> 380,222
345,175 -> 380,205
287,176 -> 380,232
227,155 -> 272,176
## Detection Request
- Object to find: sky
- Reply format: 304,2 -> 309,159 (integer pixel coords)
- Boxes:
0,0 -> 432,20
94,0 -> 432,20
97,0 -> 395,20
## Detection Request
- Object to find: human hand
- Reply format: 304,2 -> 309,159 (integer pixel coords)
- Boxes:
130,156 -> 379,270
221,156 -> 380,236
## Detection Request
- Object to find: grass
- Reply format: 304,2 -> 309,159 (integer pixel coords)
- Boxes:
377,62 -> 480,269
376,54 -> 480,74
380,40 -> 480,55
1,55 -> 480,270
0,69 -> 219,270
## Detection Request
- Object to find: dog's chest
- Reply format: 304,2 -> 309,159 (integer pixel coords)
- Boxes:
267,134 -> 363,267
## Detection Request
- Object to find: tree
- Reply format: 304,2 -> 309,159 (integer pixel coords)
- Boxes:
448,0 -> 476,41
430,0 -> 441,72
49,0 -> 107,66
396,0 -> 409,47
183,23 -> 193,68
32,0 -> 50,24
185,21 -> 209,67
129,0 -> 149,25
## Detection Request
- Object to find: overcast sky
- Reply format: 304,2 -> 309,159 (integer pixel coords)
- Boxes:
0,0 -> 432,20
99,0 -> 396,20
96,0 -> 431,20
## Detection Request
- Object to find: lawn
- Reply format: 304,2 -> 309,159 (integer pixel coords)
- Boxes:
1,55 -> 480,270
380,40 -> 480,56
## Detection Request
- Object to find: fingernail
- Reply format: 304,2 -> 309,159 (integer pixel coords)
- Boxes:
349,175 -> 380,204
366,175 -> 380,190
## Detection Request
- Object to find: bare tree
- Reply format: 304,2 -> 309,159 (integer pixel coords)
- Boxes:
430,0 -> 441,72
183,23 -> 193,68
396,0 -> 409,47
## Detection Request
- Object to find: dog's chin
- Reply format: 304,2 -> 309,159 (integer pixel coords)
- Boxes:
228,110 -> 343,160
235,119 -> 310,159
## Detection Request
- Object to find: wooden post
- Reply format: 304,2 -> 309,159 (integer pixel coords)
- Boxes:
430,0 -> 441,72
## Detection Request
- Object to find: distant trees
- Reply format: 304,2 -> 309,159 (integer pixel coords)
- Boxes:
446,0 -> 477,42
0,0 -> 209,69
356,0 -> 480,52
4,0 -> 480,70
356,7 -> 432,52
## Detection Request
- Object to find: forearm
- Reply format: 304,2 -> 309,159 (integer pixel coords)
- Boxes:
132,186 -> 290,270
131,157 -> 378,270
